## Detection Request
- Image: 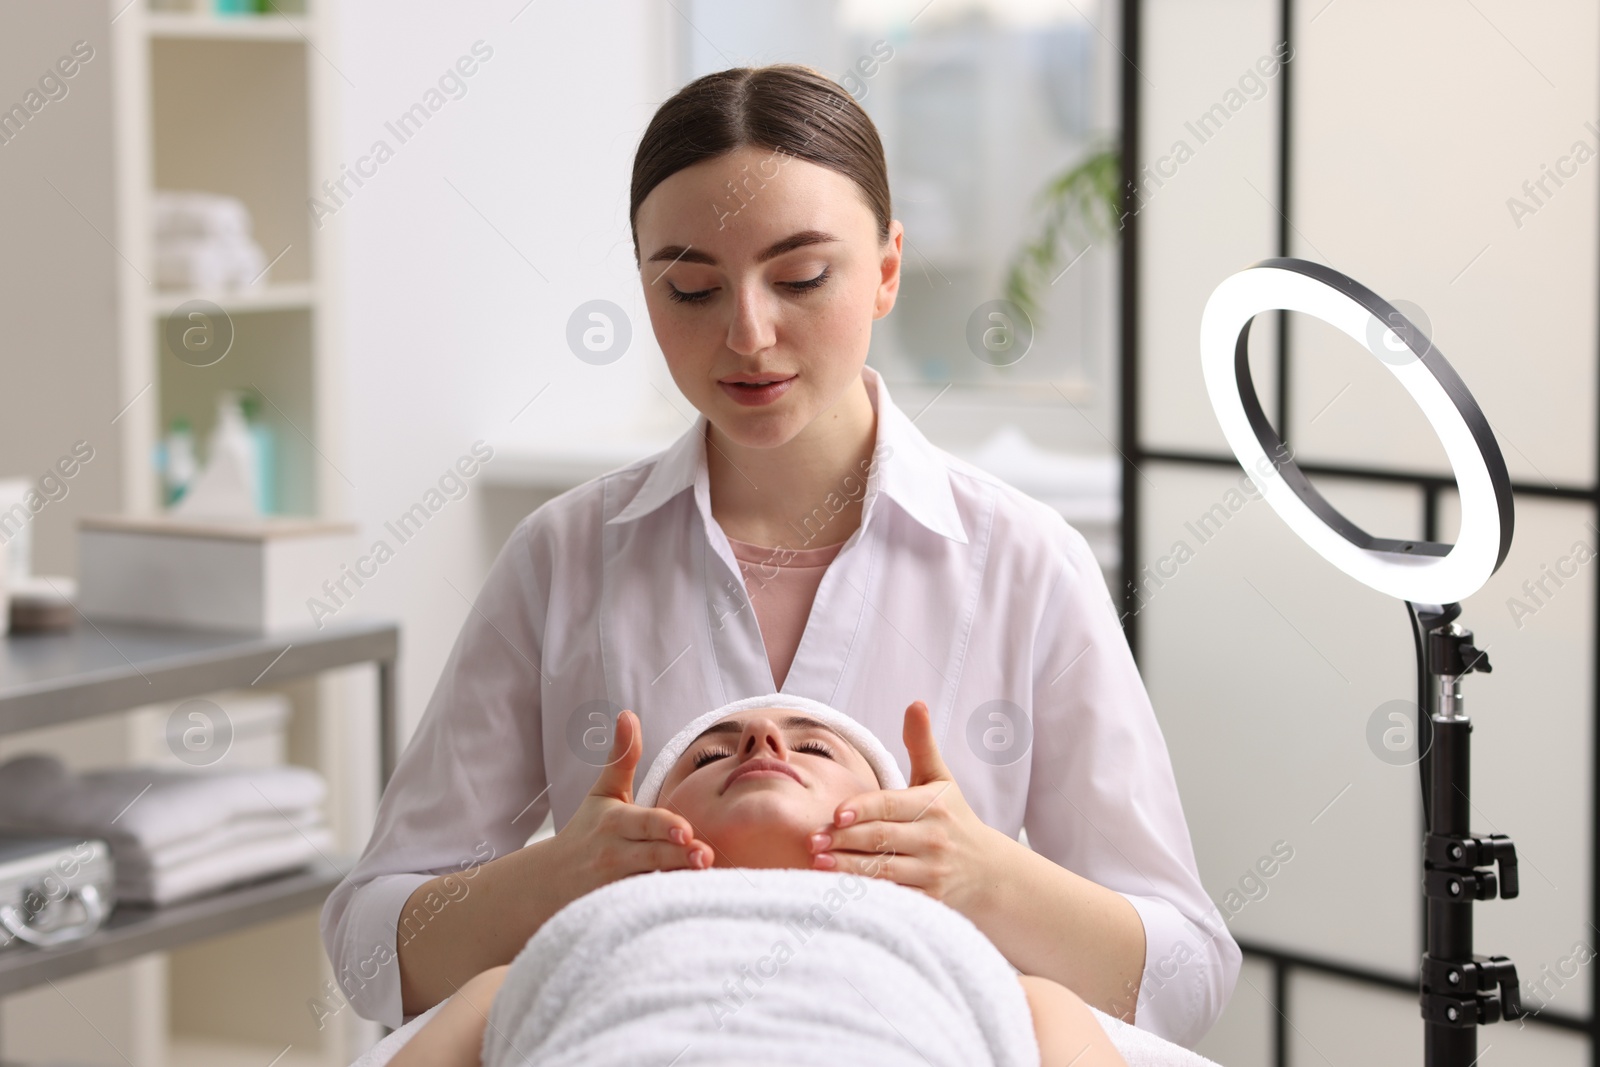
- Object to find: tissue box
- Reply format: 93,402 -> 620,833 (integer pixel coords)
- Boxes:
78,515 -> 357,632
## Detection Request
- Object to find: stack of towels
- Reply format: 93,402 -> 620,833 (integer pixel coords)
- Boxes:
0,753 -> 330,906
154,190 -> 269,291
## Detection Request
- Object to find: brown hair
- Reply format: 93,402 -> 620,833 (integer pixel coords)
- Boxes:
630,64 -> 892,264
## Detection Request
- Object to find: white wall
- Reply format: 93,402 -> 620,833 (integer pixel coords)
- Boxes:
326,0 -> 1126,765
1137,1 -> 1600,1063
329,0 -> 680,744
0,0 -> 125,577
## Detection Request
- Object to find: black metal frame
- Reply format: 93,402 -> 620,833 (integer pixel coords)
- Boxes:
1116,0 -> 1600,1060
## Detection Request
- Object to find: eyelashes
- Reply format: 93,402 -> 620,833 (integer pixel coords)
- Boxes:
691,738 -> 835,769
785,268 -> 831,294
665,267 -> 832,306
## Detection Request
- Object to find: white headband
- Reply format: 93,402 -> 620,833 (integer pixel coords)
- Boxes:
633,693 -> 907,808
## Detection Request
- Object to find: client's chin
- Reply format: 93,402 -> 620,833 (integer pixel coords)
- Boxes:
699,791 -> 823,870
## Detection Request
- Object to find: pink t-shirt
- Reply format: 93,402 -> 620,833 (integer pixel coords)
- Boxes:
726,535 -> 846,690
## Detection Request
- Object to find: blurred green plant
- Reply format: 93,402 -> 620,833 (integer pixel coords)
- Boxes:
1003,141 -> 1121,325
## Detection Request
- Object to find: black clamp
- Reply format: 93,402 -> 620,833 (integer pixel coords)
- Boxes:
1425,833 -> 1519,900
1429,626 -> 1493,677
1421,955 -> 1523,1026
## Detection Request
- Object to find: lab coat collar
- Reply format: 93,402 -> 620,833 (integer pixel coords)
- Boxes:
606,364 -> 968,544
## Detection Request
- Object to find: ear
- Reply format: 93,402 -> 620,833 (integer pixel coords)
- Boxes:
874,218 -> 904,320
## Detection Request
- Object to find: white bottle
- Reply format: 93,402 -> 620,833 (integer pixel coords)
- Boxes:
0,478 -> 32,587
173,391 -> 261,518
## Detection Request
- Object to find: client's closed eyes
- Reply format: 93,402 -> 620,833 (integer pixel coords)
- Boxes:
648,707 -> 882,872
691,738 -> 836,769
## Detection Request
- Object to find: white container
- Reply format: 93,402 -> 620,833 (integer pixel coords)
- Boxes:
0,477 -> 31,602
78,515 -> 358,633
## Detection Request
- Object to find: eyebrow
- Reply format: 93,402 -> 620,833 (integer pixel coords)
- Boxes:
692,714 -> 849,747
645,229 -> 840,267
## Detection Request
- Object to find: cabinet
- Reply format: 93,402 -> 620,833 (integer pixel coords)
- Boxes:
0,619 -> 395,1065
0,1 -> 363,1062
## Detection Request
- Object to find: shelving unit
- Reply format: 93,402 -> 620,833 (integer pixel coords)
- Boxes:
0,856 -> 346,1000
0,618 -> 394,1062
145,11 -> 313,41
0,620 -> 397,769
0,619 -> 393,1060
150,15 -> 326,520
149,281 -> 316,317
111,0 -> 342,523
1,1 -> 364,1063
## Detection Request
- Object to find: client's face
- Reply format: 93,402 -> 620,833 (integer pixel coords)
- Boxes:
655,709 -> 878,869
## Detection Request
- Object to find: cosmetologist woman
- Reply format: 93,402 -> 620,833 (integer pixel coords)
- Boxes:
321,63 -> 1239,1049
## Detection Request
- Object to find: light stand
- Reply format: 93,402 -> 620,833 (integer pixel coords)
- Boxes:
1411,602 -> 1521,1060
1199,259 -> 1520,1066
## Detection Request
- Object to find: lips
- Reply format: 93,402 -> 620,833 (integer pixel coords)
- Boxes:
718,374 -> 795,407
719,372 -> 796,385
722,757 -> 802,792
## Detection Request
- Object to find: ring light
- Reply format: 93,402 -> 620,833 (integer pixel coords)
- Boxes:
1199,258 -> 1523,1064
1199,257 -> 1514,604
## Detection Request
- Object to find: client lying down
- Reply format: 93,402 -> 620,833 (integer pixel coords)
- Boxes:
389,694 -> 1129,1067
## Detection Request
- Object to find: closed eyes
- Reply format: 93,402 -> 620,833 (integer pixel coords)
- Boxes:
691,737 -> 835,769
665,267 -> 832,306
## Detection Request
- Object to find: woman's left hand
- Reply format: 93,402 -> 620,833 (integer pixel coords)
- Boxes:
808,700 -> 1008,917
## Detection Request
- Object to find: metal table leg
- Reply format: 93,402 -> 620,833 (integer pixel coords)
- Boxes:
377,658 -> 397,791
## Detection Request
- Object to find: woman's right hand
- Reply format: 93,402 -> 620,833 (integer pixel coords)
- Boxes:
542,709 -> 714,903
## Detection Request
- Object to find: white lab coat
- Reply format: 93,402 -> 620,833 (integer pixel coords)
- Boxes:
319,364 -> 1241,1046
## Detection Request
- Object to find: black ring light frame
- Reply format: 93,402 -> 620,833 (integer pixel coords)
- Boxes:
1206,257 -> 1522,1066
1231,258 -> 1514,570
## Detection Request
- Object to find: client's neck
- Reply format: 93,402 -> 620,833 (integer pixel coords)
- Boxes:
710,825 -> 817,871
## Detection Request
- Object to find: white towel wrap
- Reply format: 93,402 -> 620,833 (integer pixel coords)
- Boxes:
481,866 -> 1041,1067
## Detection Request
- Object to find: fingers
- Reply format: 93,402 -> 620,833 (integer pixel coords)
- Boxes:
589,709 -> 643,802
809,841 -> 920,886
809,816 -> 932,864
901,700 -> 951,786
629,838 -> 714,873
831,779 -> 950,829
581,717 -> 716,876
586,804 -> 715,880
615,810 -> 713,870
614,802 -> 694,845
612,802 -> 714,867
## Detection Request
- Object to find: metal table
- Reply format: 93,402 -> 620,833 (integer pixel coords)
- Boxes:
0,617 -> 399,997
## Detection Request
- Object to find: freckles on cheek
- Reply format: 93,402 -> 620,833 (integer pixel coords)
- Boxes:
655,319 -> 709,368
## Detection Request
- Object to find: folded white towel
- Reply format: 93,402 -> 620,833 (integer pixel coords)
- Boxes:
116,821 -> 332,906
153,191 -> 253,239
155,234 -> 268,290
114,807 -> 324,874
480,866 -> 1040,1067
0,754 -> 330,905
0,755 -> 331,908
0,754 -> 326,853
